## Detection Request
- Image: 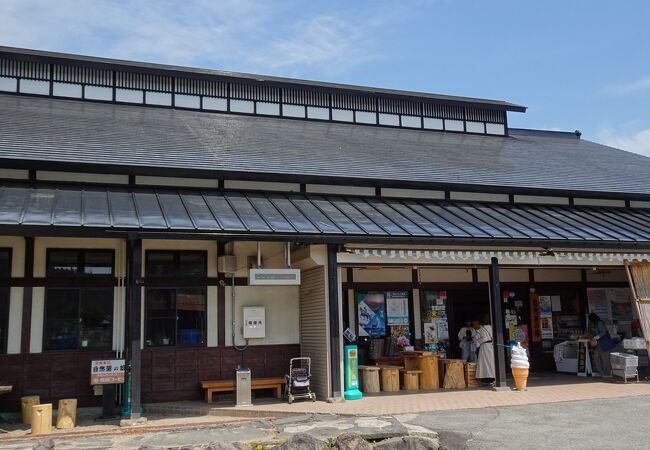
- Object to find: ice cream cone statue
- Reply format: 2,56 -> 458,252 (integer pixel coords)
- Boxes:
511,343 -> 530,391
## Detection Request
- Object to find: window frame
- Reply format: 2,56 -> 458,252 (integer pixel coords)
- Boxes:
0,247 -> 11,354
42,286 -> 115,352
46,249 -> 115,277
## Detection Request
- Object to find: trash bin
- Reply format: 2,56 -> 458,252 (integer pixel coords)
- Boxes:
235,367 -> 252,407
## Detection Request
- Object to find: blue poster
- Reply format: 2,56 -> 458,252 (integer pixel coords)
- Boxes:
357,292 -> 386,337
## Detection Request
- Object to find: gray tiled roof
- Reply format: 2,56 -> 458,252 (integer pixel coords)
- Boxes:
2,183 -> 650,247
1,94 -> 650,196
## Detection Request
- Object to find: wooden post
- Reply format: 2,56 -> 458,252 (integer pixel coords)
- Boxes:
489,257 -> 507,388
56,399 -> 77,429
31,403 -> 52,435
21,395 -> 39,424
127,237 -> 143,419
327,244 -> 342,397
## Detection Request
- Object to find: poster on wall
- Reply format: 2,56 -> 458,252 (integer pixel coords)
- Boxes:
423,322 -> 437,344
386,291 -> 410,325
539,296 -> 553,316
540,316 -> 554,339
609,288 -> 634,322
530,292 -> 542,343
509,324 -> 529,347
587,289 -> 612,321
436,320 -> 449,340
356,293 -> 386,337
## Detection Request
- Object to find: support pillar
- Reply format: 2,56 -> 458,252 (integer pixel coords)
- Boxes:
327,244 -> 342,397
488,257 -> 507,388
126,238 -> 143,419
20,237 -> 34,354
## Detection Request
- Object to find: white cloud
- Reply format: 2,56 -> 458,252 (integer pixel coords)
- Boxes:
597,127 -> 650,157
605,77 -> 650,96
0,0 -> 388,76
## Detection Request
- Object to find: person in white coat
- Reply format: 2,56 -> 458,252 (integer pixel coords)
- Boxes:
458,321 -> 477,362
475,314 -> 495,385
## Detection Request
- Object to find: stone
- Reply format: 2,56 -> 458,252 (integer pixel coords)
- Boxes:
205,442 -> 249,450
373,435 -> 440,450
32,437 -> 55,450
335,432 -> 373,450
120,416 -> 148,427
276,433 -> 329,450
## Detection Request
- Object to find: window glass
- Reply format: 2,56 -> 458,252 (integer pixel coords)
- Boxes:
0,250 -> 10,277
84,251 -> 114,275
145,288 -> 206,347
177,288 -> 206,346
79,289 -> 114,348
43,288 -> 113,351
47,250 -> 79,276
146,289 -> 177,346
146,252 -> 175,276
44,289 -> 80,350
178,252 -> 207,276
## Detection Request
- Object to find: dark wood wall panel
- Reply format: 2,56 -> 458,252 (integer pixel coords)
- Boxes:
0,351 -> 114,411
1,344 -> 300,410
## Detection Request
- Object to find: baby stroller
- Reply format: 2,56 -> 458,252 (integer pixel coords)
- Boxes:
285,357 -> 316,404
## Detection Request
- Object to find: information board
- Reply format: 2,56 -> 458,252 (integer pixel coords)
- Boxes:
90,359 -> 125,385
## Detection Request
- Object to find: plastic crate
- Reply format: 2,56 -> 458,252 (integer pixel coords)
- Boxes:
610,352 -> 638,370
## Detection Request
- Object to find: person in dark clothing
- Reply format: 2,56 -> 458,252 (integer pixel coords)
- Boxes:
588,313 -> 616,377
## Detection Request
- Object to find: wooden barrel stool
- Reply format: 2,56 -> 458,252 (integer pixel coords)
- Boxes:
401,369 -> 422,391
56,398 -> 77,429
359,365 -> 381,393
379,366 -> 401,392
419,354 -> 440,390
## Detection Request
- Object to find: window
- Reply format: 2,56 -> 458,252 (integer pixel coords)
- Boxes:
47,249 -> 114,276
43,288 -> 114,351
43,249 -> 115,351
144,251 -> 207,347
0,249 -> 11,354
145,288 -> 206,347
145,251 -> 207,277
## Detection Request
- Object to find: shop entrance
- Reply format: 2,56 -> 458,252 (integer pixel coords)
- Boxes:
446,289 -> 490,360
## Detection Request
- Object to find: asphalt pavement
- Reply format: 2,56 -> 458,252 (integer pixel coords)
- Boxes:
2,395 -> 648,449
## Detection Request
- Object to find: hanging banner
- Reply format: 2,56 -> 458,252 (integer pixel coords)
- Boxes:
357,292 -> 386,337
530,292 -> 542,343
386,291 -> 409,325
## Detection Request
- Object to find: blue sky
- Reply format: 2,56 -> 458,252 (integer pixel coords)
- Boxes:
2,0 -> 649,156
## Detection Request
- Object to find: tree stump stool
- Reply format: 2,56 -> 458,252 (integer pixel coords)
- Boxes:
56,399 -> 77,429
443,360 -> 466,389
31,403 -> 52,435
359,365 -> 381,393
379,366 -> 401,392
21,396 -> 39,425
401,369 -> 422,391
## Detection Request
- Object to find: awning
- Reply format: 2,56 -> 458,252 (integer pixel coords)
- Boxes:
1,184 -> 650,247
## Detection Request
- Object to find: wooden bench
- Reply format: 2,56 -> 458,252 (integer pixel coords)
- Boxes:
201,377 -> 285,403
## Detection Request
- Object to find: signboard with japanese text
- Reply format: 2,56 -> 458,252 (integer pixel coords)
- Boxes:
529,292 -> 542,343
90,359 -> 125,385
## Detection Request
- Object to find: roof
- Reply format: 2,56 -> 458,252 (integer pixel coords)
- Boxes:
0,46 -> 526,112
1,183 -> 650,248
1,94 -> 649,197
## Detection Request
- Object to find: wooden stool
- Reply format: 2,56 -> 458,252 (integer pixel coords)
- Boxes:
21,396 -> 39,425
443,360 -> 466,389
465,362 -> 480,388
379,366 -> 401,392
56,399 -> 77,429
359,366 -> 381,393
419,354 -> 439,390
401,369 -> 422,391
31,403 -> 52,435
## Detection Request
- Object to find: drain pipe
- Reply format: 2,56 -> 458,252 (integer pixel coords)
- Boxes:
232,272 -> 248,351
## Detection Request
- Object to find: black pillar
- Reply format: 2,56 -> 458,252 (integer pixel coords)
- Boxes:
20,237 -> 34,354
127,237 -> 143,418
488,257 -> 507,388
327,244 -> 342,397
